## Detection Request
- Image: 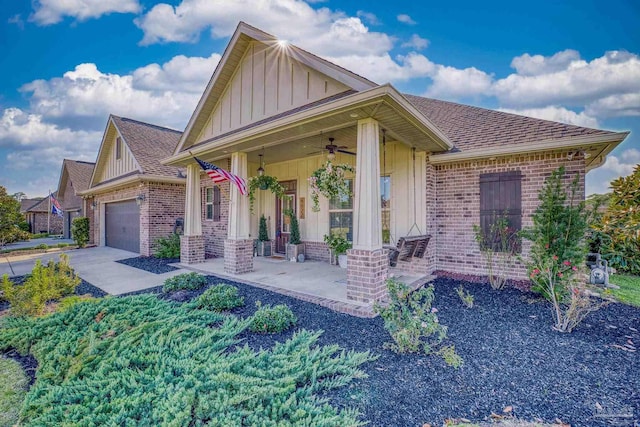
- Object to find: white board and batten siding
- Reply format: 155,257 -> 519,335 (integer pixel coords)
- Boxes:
94,130 -> 139,184
250,142 -> 426,245
195,41 -> 351,144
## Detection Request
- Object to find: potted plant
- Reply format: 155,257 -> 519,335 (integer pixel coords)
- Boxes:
285,210 -> 305,262
248,175 -> 285,214
324,233 -> 351,268
308,161 -> 355,212
256,215 -> 271,257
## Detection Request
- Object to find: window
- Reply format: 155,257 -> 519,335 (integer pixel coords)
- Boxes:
205,187 -> 221,221
116,137 -> 122,160
479,171 -> 522,251
381,176 -> 391,244
329,179 -> 353,241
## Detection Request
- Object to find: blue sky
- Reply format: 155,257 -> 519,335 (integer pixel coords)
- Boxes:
1,0 -> 638,197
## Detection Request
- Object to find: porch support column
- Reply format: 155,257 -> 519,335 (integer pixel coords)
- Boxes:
225,152 -> 253,274
180,163 -> 204,264
347,118 -> 388,303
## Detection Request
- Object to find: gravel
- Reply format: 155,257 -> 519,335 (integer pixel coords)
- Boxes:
115,256 -> 179,274
4,273 -> 639,426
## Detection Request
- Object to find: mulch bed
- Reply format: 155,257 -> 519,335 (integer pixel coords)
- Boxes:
3,272 -> 639,426
115,256 -> 179,274
157,276 -> 639,427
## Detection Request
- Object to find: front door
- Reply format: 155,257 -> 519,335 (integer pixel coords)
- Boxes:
275,180 -> 297,254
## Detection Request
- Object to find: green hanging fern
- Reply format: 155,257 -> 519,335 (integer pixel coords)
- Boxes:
248,175 -> 286,214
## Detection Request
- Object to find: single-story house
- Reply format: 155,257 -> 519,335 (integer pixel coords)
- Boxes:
162,22 -> 629,304
78,115 -> 186,256
20,196 -> 63,235
56,159 -> 95,239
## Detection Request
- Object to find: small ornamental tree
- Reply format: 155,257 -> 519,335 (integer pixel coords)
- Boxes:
521,166 -> 605,332
71,217 -> 90,248
287,210 -> 301,245
258,215 -> 269,242
472,214 -> 519,290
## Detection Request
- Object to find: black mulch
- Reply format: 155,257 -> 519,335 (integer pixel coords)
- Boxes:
115,256 -> 179,274
156,276 -> 640,427
1,276 -> 106,384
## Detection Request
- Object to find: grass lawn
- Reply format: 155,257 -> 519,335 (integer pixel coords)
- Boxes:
0,356 -> 28,427
609,274 -> 640,307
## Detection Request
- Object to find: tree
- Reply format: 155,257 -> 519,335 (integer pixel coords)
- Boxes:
11,192 -> 26,201
0,186 -> 29,248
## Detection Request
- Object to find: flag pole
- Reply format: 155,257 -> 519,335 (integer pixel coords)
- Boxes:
47,190 -> 51,235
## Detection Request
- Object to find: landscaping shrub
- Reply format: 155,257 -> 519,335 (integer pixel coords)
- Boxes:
56,295 -> 98,313
0,357 -> 28,427
197,284 -> 244,311
154,233 -> 181,259
286,210 -> 302,245
521,166 -> 606,332
456,285 -> 474,308
473,215 -> 519,290
258,215 -> 269,242
249,301 -> 297,333
71,217 -> 90,248
0,295 -> 374,426
0,186 -> 30,248
162,272 -> 206,292
35,243 -> 48,250
1,253 -> 80,317
374,278 -> 461,367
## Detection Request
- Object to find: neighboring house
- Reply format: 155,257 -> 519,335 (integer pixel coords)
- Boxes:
78,115 -> 186,256
162,22 -> 629,304
20,196 -> 63,235
56,159 -> 95,239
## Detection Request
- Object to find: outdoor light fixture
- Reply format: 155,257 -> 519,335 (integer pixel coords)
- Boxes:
90,201 -> 97,210
326,150 -> 336,161
257,153 -> 265,176
136,194 -> 146,206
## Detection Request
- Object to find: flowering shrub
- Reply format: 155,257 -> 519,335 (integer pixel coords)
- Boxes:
521,166 -> 605,332
308,161 -> 354,212
472,215 -> 520,290
374,278 -> 462,367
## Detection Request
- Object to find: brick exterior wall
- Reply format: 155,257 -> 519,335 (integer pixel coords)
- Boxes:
224,239 -> 254,274
180,235 -> 205,264
86,197 -> 95,245
432,152 -> 586,281
61,176 -> 82,211
346,248 -> 389,302
201,161 -> 230,258
27,212 -> 63,234
92,181 -> 185,256
303,241 -> 331,262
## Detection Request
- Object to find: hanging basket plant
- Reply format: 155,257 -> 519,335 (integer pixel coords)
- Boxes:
308,161 -> 355,212
248,175 -> 286,214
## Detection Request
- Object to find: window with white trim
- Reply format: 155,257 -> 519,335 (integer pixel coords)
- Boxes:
329,179 -> 353,241
205,187 -> 221,221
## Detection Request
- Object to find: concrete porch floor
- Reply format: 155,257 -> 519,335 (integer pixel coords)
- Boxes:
176,256 -> 431,317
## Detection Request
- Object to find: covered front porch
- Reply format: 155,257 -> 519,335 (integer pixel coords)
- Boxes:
177,256 -> 432,317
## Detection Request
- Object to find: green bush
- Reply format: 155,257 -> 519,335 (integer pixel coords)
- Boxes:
197,284 -> 244,311
56,295 -> 98,313
71,217 -> 90,248
249,301 -> 297,333
1,253 -> 81,317
35,243 -> 48,250
258,215 -> 269,242
0,295 -> 374,426
154,233 -> 181,259
374,278 -> 461,367
0,356 -> 28,427
286,210 -> 301,245
162,272 -> 207,292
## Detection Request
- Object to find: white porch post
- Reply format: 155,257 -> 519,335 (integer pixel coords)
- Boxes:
347,118 -> 388,302
224,152 -> 253,274
180,163 -> 204,264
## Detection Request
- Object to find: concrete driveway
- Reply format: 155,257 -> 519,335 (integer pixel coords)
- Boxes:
0,246 -> 188,295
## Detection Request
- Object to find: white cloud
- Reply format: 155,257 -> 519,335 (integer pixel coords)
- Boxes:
328,52 -> 435,83
510,49 -> 581,76
356,10 -> 380,26
585,93 -> 640,118
8,14 -> 25,29
132,53 -> 221,93
493,50 -> 640,108
401,34 -> 429,50
30,0 -> 141,25
425,65 -> 493,100
587,148 -> 640,195
396,14 -> 416,25
498,106 -> 600,128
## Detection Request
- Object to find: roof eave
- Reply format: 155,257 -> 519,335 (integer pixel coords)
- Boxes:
80,174 -> 185,196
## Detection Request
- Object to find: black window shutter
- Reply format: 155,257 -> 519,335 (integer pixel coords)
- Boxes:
479,171 -> 522,249
213,187 -> 221,222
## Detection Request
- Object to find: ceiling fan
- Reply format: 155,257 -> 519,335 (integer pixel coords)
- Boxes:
307,137 -> 356,159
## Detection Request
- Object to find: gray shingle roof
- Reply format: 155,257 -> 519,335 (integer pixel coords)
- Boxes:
20,198 -> 43,213
404,94 -> 616,152
63,159 -> 95,193
22,194 -> 58,213
111,116 -> 183,177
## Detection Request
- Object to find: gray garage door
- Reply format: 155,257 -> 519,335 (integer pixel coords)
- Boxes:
105,200 -> 140,253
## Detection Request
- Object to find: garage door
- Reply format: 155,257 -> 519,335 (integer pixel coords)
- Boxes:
105,200 -> 140,253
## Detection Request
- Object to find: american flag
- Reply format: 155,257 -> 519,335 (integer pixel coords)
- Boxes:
50,193 -> 63,217
195,157 -> 248,195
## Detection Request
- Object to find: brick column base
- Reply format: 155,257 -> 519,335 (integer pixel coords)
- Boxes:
347,248 -> 389,303
180,235 -> 205,264
224,239 -> 254,274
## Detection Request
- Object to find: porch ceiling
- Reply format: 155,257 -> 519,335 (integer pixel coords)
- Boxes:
163,86 -> 453,166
